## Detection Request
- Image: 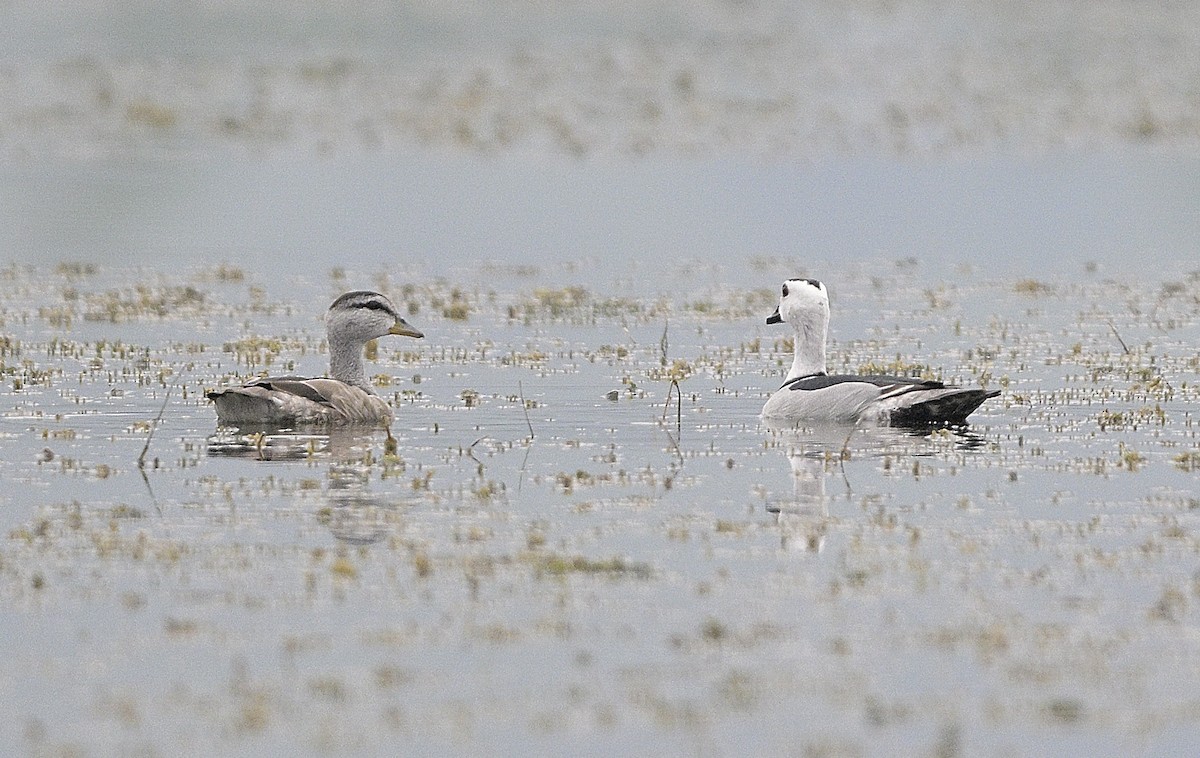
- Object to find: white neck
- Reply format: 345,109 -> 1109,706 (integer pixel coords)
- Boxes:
786,316 -> 828,381
329,338 -> 372,391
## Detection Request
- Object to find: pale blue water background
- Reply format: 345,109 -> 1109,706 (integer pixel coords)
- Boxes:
0,159 -> 1197,753
3,2 -> 1200,755
4,150 -> 1197,286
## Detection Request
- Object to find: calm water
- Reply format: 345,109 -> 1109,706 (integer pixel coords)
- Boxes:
0,151 -> 1198,753
4,150 -> 1199,287
6,0 -> 1200,751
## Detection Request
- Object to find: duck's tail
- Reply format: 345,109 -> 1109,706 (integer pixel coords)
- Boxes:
890,388 -> 1000,426
207,387 -> 283,426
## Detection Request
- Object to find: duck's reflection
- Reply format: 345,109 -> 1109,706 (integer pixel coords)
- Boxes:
762,419 -> 995,552
766,444 -> 835,553
206,426 -> 414,545
322,464 -> 406,545
206,426 -> 379,461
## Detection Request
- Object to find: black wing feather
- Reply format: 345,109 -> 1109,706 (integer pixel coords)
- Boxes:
782,373 -> 944,392
890,389 -> 1001,426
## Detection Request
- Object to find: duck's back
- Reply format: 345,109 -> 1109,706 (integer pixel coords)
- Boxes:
763,373 -> 997,426
208,376 -> 392,427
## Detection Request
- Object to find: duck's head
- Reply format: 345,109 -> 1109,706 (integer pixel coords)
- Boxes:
767,278 -> 829,328
327,290 -> 424,343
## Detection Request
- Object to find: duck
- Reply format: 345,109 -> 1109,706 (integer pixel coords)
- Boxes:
761,278 -> 998,425
207,290 -> 424,427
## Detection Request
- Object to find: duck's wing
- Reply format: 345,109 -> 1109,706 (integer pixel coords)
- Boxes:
243,376 -> 336,407
810,374 -> 998,425
766,374 -> 998,425
207,376 -> 333,426
207,376 -> 392,426
781,373 -> 944,393
885,386 -> 1000,425
292,378 -> 392,424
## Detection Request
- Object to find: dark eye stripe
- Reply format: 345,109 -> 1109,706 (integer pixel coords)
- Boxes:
330,290 -> 399,315
782,283 -> 789,297
804,278 -> 822,289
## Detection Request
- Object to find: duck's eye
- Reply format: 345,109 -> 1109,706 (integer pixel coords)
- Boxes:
782,283 -> 789,297
361,301 -> 391,313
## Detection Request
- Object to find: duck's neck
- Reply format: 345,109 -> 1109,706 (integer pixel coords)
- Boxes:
329,337 -> 372,391
786,319 -> 828,381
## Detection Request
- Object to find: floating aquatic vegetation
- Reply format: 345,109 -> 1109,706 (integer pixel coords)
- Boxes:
1,259 -> 1200,755
82,285 -> 206,322
529,553 -> 652,579
1173,451 -> 1200,472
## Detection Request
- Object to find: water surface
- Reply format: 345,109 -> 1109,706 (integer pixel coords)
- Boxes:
1,227 -> 1198,753
3,4 -> 1200,751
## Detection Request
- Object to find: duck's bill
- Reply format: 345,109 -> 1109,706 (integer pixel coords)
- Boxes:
766,306 -> 782,325
388,321 -> 424,338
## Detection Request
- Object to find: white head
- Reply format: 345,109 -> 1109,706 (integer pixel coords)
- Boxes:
326,290 -> 423,344
766,278 -> 829,380
767,278 -> 828,328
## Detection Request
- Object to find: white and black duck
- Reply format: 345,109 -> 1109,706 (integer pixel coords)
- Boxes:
207,290 -> 423,427
761,278 -> 998,425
